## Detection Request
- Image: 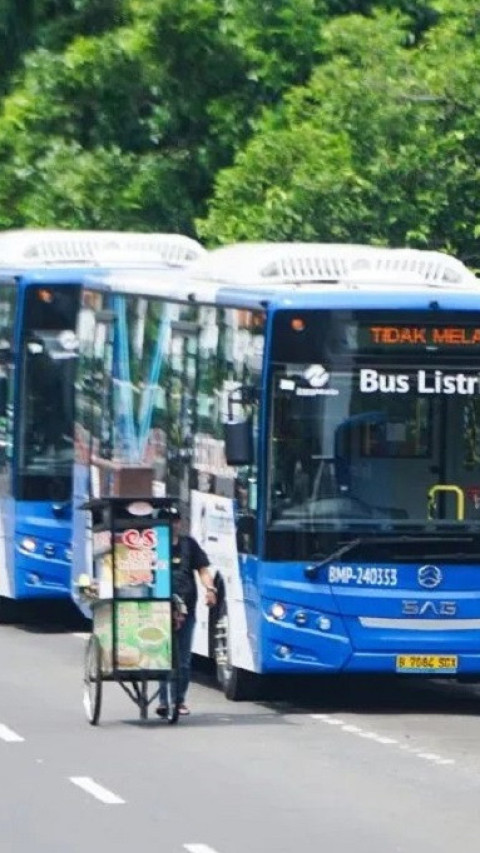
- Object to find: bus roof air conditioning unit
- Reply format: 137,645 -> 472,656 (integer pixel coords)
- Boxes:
0,229 -> 205,268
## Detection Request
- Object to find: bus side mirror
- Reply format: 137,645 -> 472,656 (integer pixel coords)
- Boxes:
224,418 -> 253,467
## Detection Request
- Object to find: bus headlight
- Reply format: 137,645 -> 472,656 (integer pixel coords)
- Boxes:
270,602 -> 287,620
276,645 -> 291,658
19,537 -> 38,553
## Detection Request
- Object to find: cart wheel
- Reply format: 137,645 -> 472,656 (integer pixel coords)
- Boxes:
140,678 -> 149,721
164,675 -> 179,724
83,635 -> 102,725
164,634 -> 179,724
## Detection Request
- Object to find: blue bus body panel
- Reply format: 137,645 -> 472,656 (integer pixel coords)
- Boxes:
71,460 -> 92,617
257,560 -> 480,676
237,553 -> 262,670
0,495 -> 15,598
259,561 -> 351,672
216,287 -> 480,314
14,501 -> 71,598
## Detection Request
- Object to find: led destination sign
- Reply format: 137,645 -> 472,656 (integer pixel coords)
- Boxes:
365,326 -> 480,348
271,311 -> 480,363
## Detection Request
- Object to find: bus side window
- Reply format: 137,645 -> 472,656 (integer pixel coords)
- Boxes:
0,281 -> 15,477
235,475 -> 257,554
0,371 -> 7,468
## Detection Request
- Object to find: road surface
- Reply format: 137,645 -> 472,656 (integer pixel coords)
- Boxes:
1,607 -> 480,852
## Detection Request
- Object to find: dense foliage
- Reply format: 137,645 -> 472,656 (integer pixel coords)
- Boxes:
0,0 -> 477,263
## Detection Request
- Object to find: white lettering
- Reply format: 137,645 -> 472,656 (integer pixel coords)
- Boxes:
417,370 -> 434,393
442,375 -> 457,394
328,565 -> 398,586
360,369 -> 480,396
359,369 -> 409,393
359,369 -> 379,393
396,375 -> 410,393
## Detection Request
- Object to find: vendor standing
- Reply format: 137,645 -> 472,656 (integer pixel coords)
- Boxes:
157,506 -> 217,716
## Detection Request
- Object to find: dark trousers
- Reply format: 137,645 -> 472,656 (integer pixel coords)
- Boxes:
160,612 -> 196,705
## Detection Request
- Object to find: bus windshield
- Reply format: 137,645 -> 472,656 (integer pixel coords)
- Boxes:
17,285 -> 80,501
268,311 -> 480,536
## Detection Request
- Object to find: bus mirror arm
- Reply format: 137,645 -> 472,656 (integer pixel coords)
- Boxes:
226,384 -> 258,419
52,500 -> 71,519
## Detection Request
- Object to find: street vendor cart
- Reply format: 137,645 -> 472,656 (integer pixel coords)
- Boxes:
78,496 -> 181,725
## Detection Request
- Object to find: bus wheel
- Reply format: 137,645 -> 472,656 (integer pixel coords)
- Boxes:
0,596 -> 17,625
214,599 -> 252,701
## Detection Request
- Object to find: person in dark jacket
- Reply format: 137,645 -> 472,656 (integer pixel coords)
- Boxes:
157,507 -> 216,716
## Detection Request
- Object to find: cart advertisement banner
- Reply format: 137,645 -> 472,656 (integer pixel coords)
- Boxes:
91,523 -> 170,600
114,524 -> 171,599
94,600 -> 172,672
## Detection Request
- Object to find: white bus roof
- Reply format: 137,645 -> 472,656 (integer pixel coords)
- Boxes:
0,229 -> 205,268
188,242 -> 477,288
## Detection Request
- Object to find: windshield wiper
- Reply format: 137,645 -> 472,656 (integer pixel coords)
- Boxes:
305,538 -> 364,580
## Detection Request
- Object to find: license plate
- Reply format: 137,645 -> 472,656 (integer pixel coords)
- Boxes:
396,654 -> 458,673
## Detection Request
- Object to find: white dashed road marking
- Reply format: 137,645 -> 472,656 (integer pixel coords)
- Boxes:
184,846 -> 221,853
70,776 -> 125,804
310,714 -> 455,767
0,723 -> 24,743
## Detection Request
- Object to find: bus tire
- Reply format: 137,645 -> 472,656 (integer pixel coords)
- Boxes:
0,596 -> 17,625
214,598 -> 253,701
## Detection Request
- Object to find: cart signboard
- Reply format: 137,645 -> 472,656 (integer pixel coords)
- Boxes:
94,600 -> 172,674
92,518 -> 171,602
113,523 -> 170,599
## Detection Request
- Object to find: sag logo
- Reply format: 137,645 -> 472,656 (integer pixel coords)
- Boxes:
402,600 -> 457,617
417,564 -> 443,589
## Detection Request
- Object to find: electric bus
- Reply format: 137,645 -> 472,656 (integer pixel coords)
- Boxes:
71,242 -> 480,699
0,230 -> 205,618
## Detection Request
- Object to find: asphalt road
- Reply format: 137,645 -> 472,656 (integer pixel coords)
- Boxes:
2,606 -> 480,853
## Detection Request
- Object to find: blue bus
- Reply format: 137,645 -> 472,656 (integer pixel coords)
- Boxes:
71,242 -> 480,699
0,230 -> 205,619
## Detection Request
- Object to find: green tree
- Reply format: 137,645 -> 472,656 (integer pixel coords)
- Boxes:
0,0 -> 35,89
198,6 -> 480,262
32,1 -> 127,50
0,0 -> 475,248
